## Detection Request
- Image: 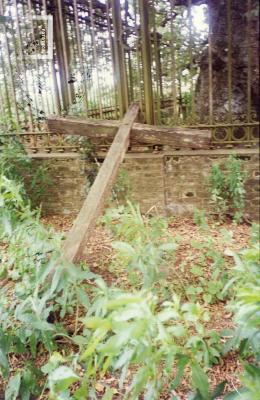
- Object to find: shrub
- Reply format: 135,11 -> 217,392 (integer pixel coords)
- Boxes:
44,281 -> 222,400
208,155 -> 247,222
103,202 -> 176,288
0,137 -> 51,206
0,174 -> 96,398
224,225 -> 260,399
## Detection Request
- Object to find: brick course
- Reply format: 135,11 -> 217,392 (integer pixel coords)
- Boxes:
28,149 -> 259,221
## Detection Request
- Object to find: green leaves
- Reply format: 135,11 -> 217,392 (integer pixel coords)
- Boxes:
171,355 -> 189,389
191,363 -> 209,400
5,373 -> 21,400
224,229 -> 260,398
49,366 -> 80,391
208,156 -> 247,222
0,348 -> 9,378
107,202 -> 177,289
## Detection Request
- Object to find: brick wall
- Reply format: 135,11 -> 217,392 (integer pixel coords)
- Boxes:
29,155 -> 88,215
29,148 -> 259,221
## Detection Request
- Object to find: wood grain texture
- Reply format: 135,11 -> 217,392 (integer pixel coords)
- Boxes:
63,104 -> 139,263
47,116 -> 211,148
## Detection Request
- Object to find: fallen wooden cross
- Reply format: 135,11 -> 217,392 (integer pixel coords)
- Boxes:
47,116 -> 211,149
63,103 -> 139,263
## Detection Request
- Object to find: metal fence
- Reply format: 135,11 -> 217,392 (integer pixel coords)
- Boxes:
0,0 -> 259,150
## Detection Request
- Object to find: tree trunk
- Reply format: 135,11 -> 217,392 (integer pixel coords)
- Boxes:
195,0 -> 259,123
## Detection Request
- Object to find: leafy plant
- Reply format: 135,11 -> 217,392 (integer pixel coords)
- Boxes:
186,239 -> 228,304
111,169 -> 132,204
208,155 -> 247,222
0,174 -> 96,398
193,208 -> 209,231
224,226 -> 260,399
0,136 -> 51,206
103,202 -> 176,288
45,280 -> 221,400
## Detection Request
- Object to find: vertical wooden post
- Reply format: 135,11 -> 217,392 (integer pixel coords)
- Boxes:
111,0 -> 129,118
139,0 -> 154,124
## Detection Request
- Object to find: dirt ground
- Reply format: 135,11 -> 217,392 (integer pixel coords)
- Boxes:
40,214 -> 252,399
0,214 -> 252,399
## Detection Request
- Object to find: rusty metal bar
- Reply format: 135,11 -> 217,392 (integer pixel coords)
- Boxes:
14,0 -> 34,129
0,0 -> 19,126
42,0 -> 61,115
0,47 -> 12,120
246,0 -> 252,123
133,0 -> 143,114
89,0 -> 103,118
55,0 -> 74,109
27,0 -> 42,128
73,0 -> 88,115
111,0 -> 129,118
227,0 -> 232,123
170,0 -> 178,123
139,0 -> 154,124
106,0 -> 119,119
188,0 -> 194,121
208,3 -> 213,124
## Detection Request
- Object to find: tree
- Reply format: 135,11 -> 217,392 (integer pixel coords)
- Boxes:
194,0 -> 259,123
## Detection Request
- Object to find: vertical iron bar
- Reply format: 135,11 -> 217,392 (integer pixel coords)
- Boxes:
133,0 -> 143,113
106,0 -> 119,119
13,0 -> 34,129
170,0 -> 178,123
42,0 -> 61,115
89,0 -> 103,118
55,0 -> 74,108
188,0 -> 194,121
27,0 -> 42,128
151,0 -> 161,124
111,0 -> 129,118
246,0 -> 252,123
7,4 -> 27,126
227,0 -> 232,123
0,0 -> 19,126
139,0 -> 154,124
208,3 -> 213,124
0,46 -> 12,120
73,0 -> 88,115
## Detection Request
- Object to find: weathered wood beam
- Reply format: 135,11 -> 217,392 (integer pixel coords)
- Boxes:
47,116 -> 211,148
63,104 -> 139,263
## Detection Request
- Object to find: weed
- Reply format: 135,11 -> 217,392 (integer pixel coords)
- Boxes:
208,155 -> 247,222
224,225 -> 260,399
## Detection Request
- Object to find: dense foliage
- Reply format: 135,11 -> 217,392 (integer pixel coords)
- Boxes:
224,228 -> 260,400
208,155 -> 247,223
0,142 -> 259,400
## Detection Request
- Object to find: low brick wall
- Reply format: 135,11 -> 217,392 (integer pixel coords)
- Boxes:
29,148 -> 259,221
29,154 -> 87,215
